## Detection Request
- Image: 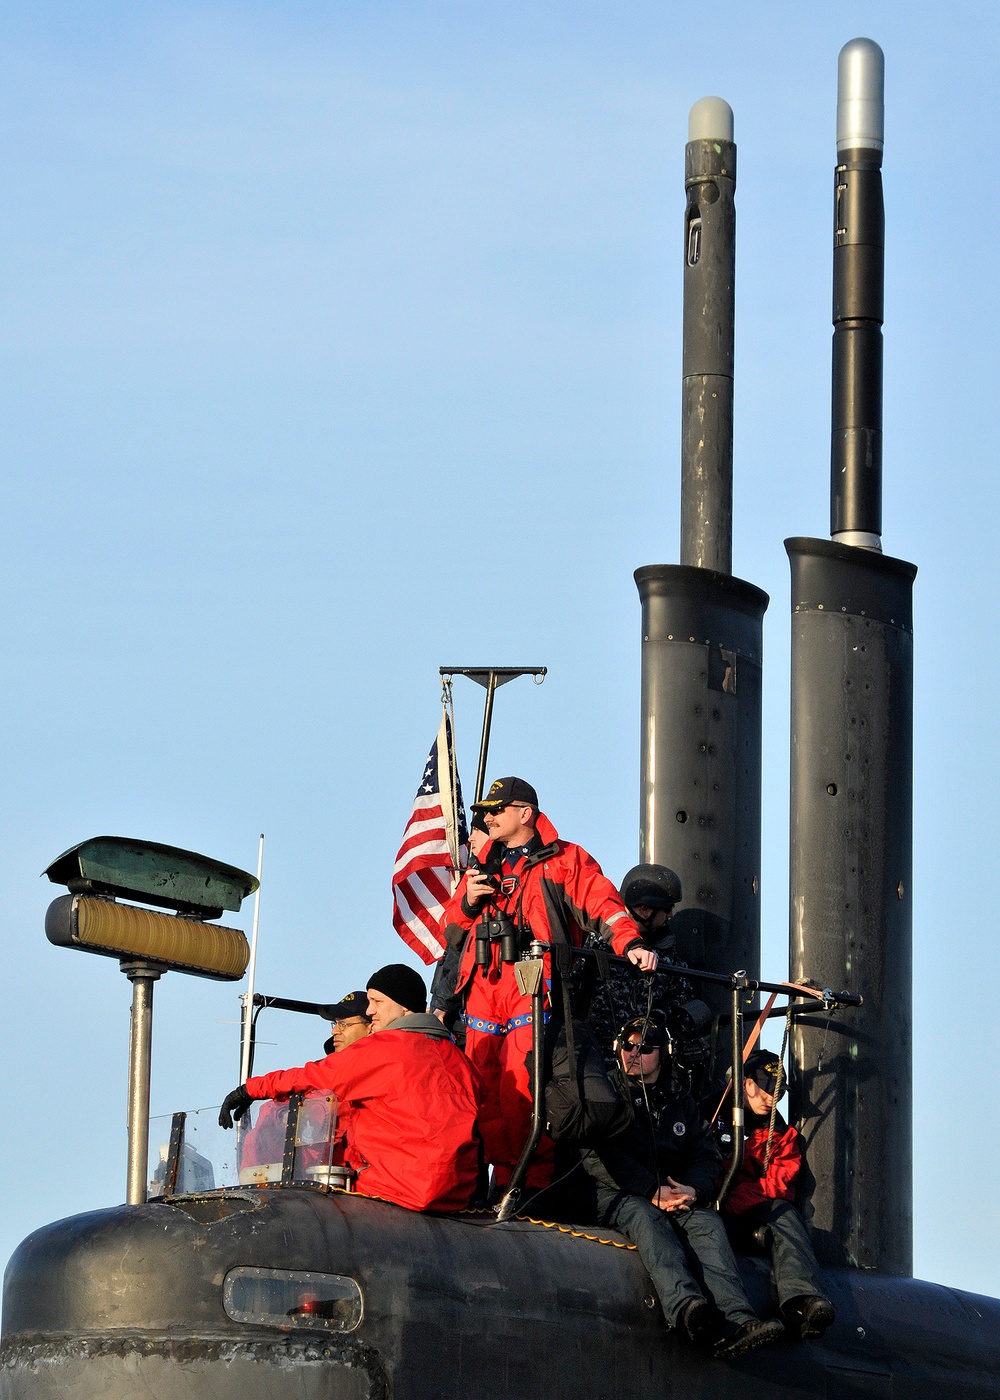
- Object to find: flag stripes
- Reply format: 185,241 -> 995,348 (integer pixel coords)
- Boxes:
391,712 -> 468,965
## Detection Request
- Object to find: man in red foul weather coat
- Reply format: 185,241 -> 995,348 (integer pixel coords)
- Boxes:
220,964 -> 482,1214
439,776 -> 657,1190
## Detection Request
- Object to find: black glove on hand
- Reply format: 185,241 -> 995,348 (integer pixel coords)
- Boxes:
219,1085 -> 253,1130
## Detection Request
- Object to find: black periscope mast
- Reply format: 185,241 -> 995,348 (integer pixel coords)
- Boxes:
4,38 -> 1000,1400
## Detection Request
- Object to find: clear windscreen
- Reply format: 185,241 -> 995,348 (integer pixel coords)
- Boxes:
148,1092 -> 338,1197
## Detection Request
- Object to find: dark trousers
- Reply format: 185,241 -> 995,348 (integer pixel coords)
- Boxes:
725,1200 -> 829,1308
596,1188 -> 756,1329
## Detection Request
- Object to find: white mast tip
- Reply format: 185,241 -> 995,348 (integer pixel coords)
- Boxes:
837,38 -> 884,153
688,97 -> 734,143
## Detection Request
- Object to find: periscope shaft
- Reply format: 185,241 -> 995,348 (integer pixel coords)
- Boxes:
682,98 -> 736,573
636,97 -> 767,1016
831,37 -> 884,548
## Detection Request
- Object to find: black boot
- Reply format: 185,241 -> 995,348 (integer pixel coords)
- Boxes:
677,1297 -> 717,1347
713,1317 -> 785,1359
783,1295 -> 835,1340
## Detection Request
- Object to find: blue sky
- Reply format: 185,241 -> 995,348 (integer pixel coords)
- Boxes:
1,1 -> 998,1297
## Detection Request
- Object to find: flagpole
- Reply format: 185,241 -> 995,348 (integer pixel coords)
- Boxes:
239,834 -> 265,1085
441,681 -> 464,886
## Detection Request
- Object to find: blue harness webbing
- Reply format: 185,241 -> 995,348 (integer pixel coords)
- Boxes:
462,1010 -> 552,1037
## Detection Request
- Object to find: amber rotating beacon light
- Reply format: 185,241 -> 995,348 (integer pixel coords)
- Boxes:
44,837 -> 257,1206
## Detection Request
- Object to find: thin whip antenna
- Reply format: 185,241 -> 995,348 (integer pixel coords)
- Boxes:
239,834 -> 265,1084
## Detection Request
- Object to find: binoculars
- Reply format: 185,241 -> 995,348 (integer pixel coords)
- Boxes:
474,912 -> 520,967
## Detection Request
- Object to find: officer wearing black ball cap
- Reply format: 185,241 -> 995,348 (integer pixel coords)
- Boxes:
317,990 -> 372,1055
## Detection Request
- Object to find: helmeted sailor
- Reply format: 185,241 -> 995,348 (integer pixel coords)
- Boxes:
582,864 -> 709,1086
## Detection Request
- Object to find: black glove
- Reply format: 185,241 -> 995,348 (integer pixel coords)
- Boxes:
219,1084 -> 254,1130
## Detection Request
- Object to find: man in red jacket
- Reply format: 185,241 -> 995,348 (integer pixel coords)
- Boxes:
722,1049 -> 835,1339
439,776 -> 657,1189
220,964 -> 482,1214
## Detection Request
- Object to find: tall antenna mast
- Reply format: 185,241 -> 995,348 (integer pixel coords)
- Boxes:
239,834 -> 265,1084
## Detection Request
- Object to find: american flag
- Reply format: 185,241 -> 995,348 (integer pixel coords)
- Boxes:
392,711 -> 468,964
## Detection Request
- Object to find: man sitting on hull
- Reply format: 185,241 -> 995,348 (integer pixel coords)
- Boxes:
579,1018 -> 784,1359
439,776 -> 657,1190
721,1049 -> 835,1340
220,964 -> 482,1213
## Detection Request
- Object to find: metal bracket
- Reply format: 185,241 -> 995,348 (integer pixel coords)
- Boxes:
281,1093 -> 303,1186
438,667 -> 547,688
438,667 -> 548,802
514,959 -> 544,998
162,1111 -> 186,1197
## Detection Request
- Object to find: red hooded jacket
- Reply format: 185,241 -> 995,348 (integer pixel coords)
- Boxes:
246,1017 -> 482,1213
724,1113 -> 802,1216
440,811 -> 643,997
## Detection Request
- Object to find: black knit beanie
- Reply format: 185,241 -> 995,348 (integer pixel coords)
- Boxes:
366,963 -> 427,1014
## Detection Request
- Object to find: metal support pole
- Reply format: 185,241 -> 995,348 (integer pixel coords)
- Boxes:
474,672 -> 498,804
122,959 -> 162,1207
496,945 -> 546,1222
239,834 -> 265,1084
714,977 -> 746,1206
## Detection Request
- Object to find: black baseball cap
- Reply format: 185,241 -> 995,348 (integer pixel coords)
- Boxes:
318,990 -> 372,1022
745,1048 -> 786,1098
472,776 -> 538,812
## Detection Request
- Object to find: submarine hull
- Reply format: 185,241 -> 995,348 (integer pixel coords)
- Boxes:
4,1191 -> 1000,1400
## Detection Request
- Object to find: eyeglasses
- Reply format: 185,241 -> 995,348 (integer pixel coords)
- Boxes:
333,1017 -> 369,1029
625,1041 -> 661,1055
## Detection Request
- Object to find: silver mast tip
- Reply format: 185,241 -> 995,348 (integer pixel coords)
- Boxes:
837,38 -> 884,153
688,96 -> 734,143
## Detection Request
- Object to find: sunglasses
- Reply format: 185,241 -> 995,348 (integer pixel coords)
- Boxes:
625,1041 -> 662,1055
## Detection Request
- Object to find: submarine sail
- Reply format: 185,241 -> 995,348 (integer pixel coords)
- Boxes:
4,38 -> 1000,1400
